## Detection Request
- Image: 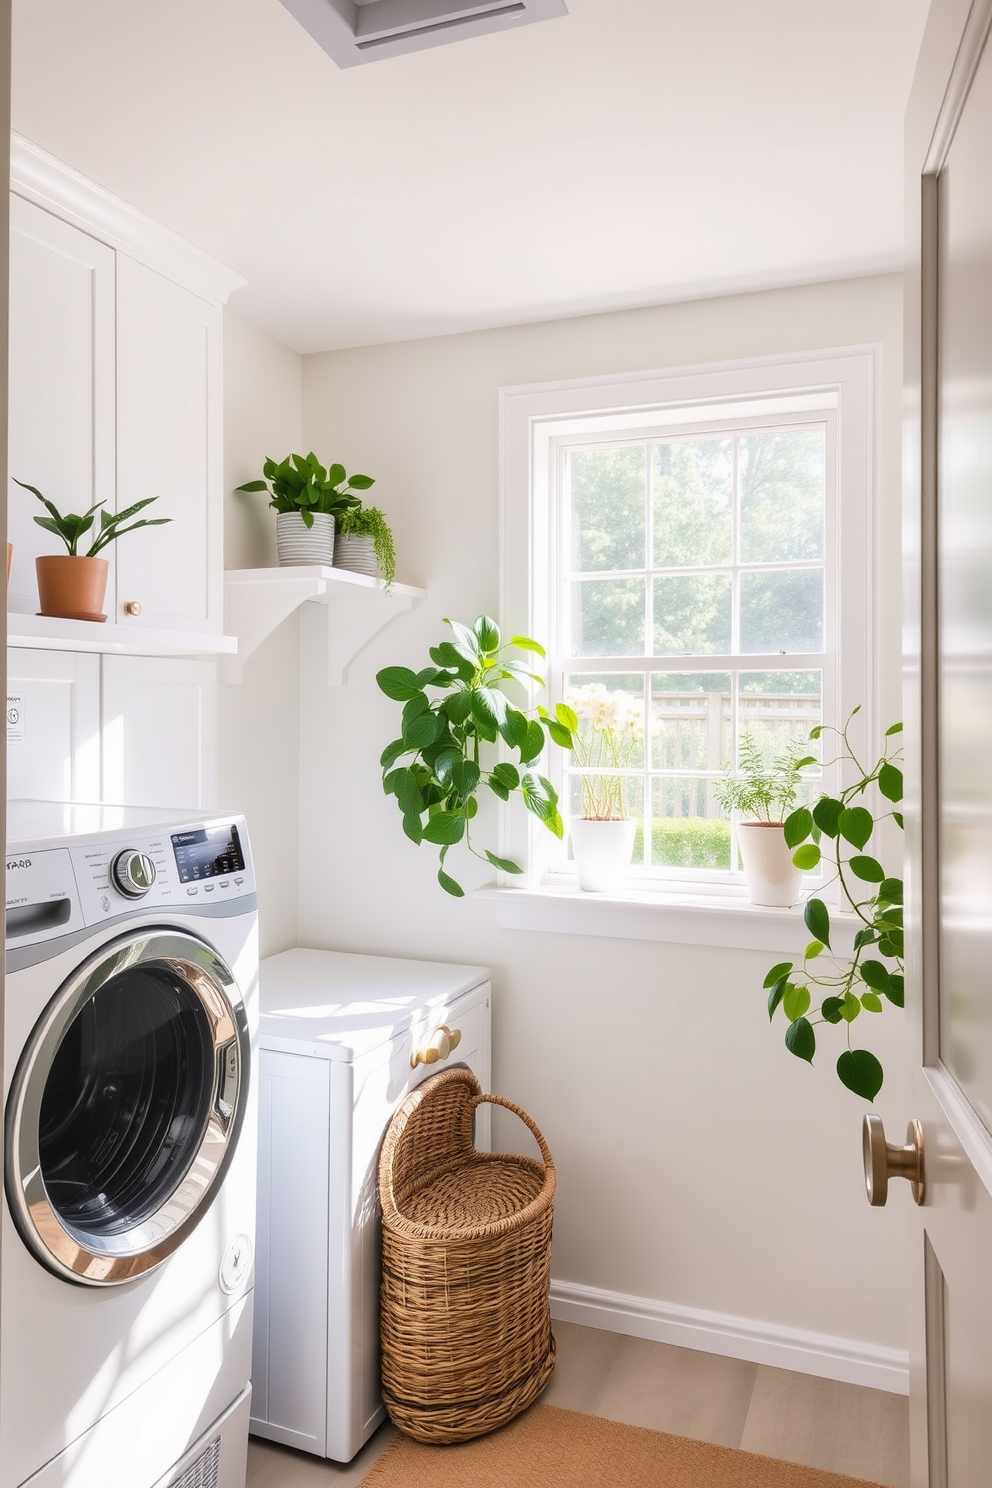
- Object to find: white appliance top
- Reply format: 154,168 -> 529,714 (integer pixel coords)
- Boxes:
6,801 -> 256,954
259,947 -> 489,1062
7,799 -> 221,847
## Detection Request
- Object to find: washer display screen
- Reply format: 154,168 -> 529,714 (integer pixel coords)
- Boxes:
171,824 -> 245,884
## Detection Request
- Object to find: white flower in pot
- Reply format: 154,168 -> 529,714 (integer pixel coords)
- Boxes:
714,730 -> 817,906
235,452 -> 374,566
565,682 -> 643,891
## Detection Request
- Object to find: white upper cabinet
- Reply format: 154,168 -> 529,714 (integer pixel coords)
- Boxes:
7,196 -> 115,617
8,135 -> 244,641
115,257 -> 223,631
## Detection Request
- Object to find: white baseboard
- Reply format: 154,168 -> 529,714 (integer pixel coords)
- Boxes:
549,1279 -> 910,1396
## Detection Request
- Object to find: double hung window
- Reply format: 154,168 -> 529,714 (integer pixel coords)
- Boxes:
500,350 -> 875,899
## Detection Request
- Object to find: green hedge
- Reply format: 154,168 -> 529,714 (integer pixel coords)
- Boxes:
632,817 -> 731,869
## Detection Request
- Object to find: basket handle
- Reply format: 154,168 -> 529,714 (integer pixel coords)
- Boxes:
473,1094 -> 554,1169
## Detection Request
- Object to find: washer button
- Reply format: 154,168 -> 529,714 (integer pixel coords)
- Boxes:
186,886 -> 198,897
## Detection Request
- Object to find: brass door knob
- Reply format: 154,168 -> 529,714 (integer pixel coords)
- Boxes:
411,1024 -> 462,1069
862,1115 -> 925,1206
124,601 -> 142,616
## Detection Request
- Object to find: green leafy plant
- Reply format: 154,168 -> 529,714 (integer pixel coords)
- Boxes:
764,709 -> 904,1101
713,730 -> 816,822
235,452 -> 373,528
14,477 -> 170,556
377,616 -> 576,897
336,505 -> 396,588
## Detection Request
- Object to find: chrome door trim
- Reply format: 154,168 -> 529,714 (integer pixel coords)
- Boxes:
4,929 -> 250,1286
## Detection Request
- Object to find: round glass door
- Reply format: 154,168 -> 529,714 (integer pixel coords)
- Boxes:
5,930 -> 250,1286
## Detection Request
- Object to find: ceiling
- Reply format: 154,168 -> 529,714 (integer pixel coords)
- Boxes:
11,0 -> 929,353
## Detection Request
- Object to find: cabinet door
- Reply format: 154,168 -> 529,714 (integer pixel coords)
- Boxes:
115,255 -> 223,633
7,196 -> 116,618
6,648 -> 101,802
101,655 -> 217,808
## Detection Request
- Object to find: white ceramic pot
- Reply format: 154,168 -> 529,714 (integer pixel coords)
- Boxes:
334,532 -> 378,577
276,511 -> 336,566
737,821 -> 803,907
570,817 -> 637,892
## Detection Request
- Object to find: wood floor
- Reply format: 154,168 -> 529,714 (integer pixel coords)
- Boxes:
245,1320 -> 910,1488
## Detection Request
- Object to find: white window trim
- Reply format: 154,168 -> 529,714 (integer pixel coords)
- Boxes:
490,346 -> 879,949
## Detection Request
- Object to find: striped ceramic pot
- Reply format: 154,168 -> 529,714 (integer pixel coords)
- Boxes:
276,511 -> 336,566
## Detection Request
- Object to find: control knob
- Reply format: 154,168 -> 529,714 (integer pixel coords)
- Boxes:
111,849 -> 157,899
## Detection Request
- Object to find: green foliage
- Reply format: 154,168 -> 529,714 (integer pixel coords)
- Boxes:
713,730 -> 815,823
235,452 -> 372,527
377,616 -> 575,896
14,478 -> 170,557
336,504 -> 396,588
635,816 -> 730,869
766,708 -> 904,1102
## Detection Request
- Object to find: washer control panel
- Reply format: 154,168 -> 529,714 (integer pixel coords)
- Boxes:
6,818 -> 256,948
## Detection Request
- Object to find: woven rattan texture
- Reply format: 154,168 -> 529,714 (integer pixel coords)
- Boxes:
378,1067 -> 557,1445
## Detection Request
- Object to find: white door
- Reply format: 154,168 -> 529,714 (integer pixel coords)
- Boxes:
6,196 -> 115,617
115,254 -> 223,633
902,2 -> 992,1482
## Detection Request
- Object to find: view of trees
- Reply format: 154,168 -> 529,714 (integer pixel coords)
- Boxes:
561,428 -> 825,871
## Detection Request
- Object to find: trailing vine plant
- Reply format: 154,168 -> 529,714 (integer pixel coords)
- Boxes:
764,709 -> 904,1101
377,616 -> 576,897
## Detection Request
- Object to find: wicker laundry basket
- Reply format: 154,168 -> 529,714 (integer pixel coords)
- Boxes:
378,1066 -> 556,1444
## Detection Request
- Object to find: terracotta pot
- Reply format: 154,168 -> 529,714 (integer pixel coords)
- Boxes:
36,555 -> 109,622
737,821 -> 803,907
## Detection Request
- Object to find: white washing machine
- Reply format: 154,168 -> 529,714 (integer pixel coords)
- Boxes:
2,801 -> 259,1488
250,947 -> 491,1464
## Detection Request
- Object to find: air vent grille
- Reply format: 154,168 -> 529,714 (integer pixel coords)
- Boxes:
280,0 -> 568,67
168,1437 -> 220,1488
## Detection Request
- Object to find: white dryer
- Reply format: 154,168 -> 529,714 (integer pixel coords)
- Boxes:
2,802 -> 259,1488
250,948 -> 491,1464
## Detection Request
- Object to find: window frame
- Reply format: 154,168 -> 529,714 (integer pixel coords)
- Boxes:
498,347 -> 877,913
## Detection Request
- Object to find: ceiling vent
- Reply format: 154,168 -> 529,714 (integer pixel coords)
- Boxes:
279,0 -> 568,67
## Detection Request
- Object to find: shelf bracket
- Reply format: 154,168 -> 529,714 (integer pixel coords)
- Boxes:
223,567 -> 425,685
299,585 -> 421,686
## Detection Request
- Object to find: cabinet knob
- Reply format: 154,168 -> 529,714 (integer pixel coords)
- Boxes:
124,600 -> 142,616
411,1024 -> 462,1068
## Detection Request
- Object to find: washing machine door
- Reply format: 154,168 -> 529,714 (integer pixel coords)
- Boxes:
4,928 -> 250,1286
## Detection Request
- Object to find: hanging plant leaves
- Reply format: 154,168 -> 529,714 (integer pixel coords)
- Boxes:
804,897 -> 831,948
837,1050 -> 884,1101
839,806 -> 873,849
785,1017 -> 816,1063
378,617 -> 575,897
756,709 -> 903,1099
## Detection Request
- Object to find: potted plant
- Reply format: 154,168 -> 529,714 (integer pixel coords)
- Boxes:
714,731 -> 816,906
235,453 -> 373,566
564,682 -> 642,890
14,478 -> 170,622
334,505 -> 396,589
377,616 -> 575,896
764,710 -> 903,1101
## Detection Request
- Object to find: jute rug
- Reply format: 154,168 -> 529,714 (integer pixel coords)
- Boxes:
358,1404 -> 886,1487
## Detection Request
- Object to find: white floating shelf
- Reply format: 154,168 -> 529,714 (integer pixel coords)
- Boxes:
223,566 -> 426,685
7,612 -> 238,657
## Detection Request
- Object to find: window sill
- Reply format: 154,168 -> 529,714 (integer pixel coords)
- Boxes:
476,882 -> 859,955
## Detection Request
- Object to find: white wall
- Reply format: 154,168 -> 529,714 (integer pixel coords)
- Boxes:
295,275 -> 911,1367
220,310 -> 302,958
